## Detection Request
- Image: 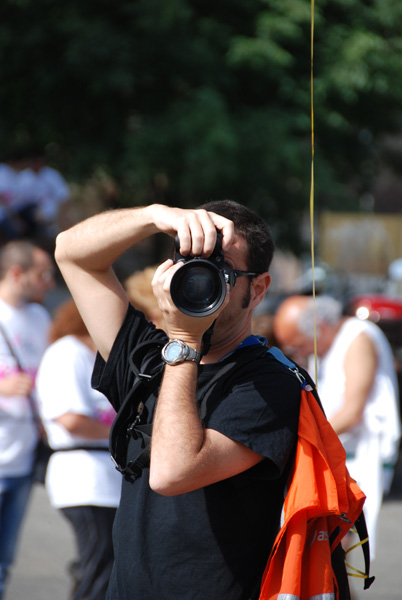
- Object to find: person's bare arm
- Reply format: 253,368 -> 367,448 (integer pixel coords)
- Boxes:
55,204 -> 234,361
149,257 -> 264,497
149,361 -> 264,496
55,412 -> 110,439
329,332 -> 377,435
0,373 -> 33,396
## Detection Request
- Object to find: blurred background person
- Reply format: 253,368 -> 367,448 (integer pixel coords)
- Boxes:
36,299 -> 121,600
0,149 -> 71,245
0,241 -> 54,599
273,294 -> 401,558
14,150 -> 70,240
0,157 -> 25,242
124,265 -> 164,329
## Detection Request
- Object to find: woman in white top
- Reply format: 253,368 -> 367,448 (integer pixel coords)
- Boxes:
37,300 -> 121,600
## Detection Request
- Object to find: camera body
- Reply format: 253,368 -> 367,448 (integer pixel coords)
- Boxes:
170,232 -> 228,317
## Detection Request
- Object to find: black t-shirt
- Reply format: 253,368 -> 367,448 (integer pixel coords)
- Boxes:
93,305 -> 302,600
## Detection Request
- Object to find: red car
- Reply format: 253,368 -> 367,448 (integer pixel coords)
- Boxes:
344,294 -> 402,412
345,294 -> 402,323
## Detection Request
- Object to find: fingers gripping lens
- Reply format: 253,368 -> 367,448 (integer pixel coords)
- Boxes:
170,231 -> 226,317
170,260 -> 227,317
170,232 -> 261,317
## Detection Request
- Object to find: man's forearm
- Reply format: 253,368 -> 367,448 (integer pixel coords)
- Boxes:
149,359 -> 205,496
53,202 -> 235,362
149,359 -> 265,497
55,202 -> 235,280
55,205 -> 159,273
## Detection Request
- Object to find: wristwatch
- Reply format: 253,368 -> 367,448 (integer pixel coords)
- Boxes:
161,339 -> 201,366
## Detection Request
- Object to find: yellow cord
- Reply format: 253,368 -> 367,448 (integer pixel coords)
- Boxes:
345,537 -> 369,555
345,562 -> 371,580
345,533 -> 371,580
310,9 -> 370,585
310,0 -> 318,386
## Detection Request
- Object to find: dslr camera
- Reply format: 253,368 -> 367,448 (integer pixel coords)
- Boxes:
170,231 -> 230,317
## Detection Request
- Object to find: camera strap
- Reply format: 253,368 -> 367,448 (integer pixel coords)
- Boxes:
201,321 -> 216,357
109,338 -> 164,481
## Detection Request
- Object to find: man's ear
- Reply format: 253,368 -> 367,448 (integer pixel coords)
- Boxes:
8,264 -> 24,282
250,272 -> 271,309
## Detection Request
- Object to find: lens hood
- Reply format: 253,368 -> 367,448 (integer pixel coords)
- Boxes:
170,258 -> 227,317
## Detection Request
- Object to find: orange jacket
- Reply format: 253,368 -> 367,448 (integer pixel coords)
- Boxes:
259,387 -> 366,600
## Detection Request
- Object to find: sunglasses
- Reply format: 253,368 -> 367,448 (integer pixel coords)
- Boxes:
223,269 -> 262,288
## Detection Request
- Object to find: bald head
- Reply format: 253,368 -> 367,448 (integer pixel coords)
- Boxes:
273,296 -> 311,348
274,295 -> 344,358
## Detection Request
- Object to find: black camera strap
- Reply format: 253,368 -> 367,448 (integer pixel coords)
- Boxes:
110,320 -> 225,481
109,338 -> 164,481
201,321 -> 216,357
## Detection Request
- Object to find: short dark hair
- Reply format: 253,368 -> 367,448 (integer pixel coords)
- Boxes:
198,199 -> 275,273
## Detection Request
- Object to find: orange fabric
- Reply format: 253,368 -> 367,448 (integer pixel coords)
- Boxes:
259,389 -> 366,600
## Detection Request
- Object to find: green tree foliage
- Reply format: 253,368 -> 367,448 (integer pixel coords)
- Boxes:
1,0 -> 401,250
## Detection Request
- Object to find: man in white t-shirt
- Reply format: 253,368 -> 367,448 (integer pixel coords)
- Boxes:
15,154 -> 70,238
0,241 -> 55,599
273,295 -> 401,558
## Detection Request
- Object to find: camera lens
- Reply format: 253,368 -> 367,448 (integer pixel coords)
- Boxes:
171,260 -> 226,317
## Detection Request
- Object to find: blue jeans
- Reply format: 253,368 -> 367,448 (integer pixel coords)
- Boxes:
0,475 -> 33,599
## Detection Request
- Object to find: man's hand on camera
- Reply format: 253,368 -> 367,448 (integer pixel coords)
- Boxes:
152,258 -> 230,346
151,205 -> 235,257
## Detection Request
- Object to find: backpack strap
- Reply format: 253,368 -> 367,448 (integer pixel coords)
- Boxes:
345,511 -> 375,590
109,338 -> 164,481
267,346 -> 313,390
122,423 -> 153,481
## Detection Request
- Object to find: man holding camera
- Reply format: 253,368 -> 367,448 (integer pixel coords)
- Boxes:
55,201 -> 304,600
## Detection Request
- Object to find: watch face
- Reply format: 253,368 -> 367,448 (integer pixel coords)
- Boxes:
165,342 -> 183,362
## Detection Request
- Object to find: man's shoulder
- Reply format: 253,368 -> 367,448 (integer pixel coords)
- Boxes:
341,317 -> 390,349
209,344 -> 305,395
114,303 -> 167,350
232,343 -> 304,375
94,304 -> 166,383
0,299 -> 50,325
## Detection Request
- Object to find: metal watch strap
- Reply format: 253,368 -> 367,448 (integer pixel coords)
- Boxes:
184,344 -> 201,364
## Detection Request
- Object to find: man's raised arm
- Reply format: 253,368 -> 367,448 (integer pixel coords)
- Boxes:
55,204 -> 234,361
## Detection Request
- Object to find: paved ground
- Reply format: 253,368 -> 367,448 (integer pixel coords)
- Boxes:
5,461 -> 402,600
6,485 -> 74,600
